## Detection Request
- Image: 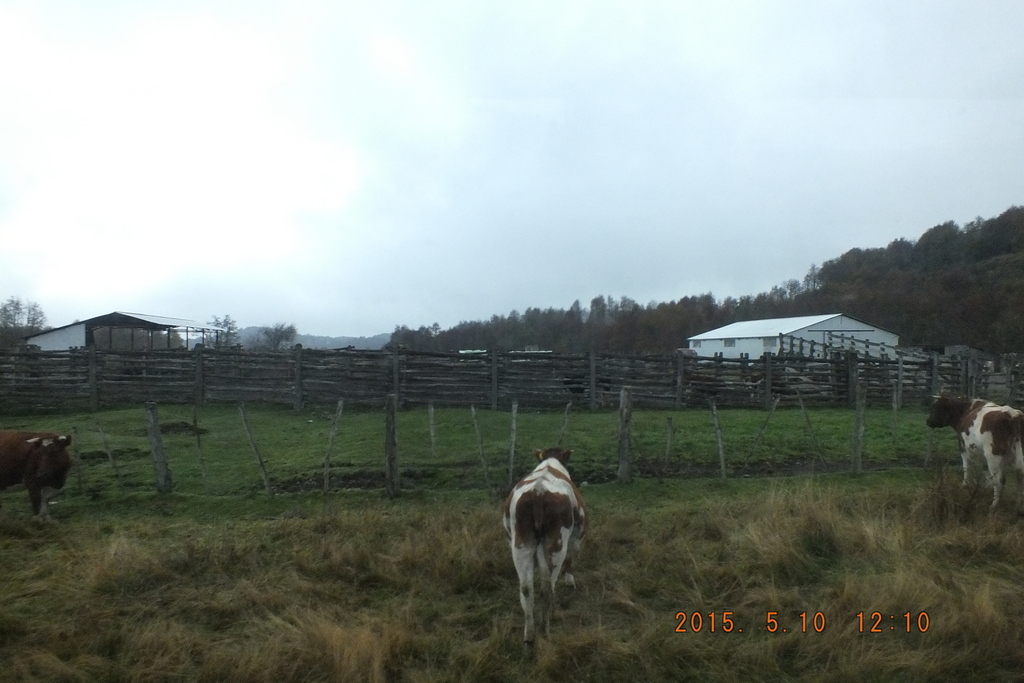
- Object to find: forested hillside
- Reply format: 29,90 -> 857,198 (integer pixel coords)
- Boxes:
391,205 -> 1024,354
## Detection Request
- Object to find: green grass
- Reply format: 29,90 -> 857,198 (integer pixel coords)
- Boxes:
0,403 -> 957,500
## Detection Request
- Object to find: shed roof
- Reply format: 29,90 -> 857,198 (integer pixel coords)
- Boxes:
26,311 -> 223,338
689,314 -> 854,341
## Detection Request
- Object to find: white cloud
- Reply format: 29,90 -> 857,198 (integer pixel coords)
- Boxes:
0,7 -> 360,302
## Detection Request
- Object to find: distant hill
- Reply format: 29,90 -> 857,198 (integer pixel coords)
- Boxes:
390,205 -> 1024,354
238,327 -> 389,350
295,332 -> 391,350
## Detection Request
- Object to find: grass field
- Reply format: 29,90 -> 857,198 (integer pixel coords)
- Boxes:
0,402 -> 950,497
4,403 -> 1022,682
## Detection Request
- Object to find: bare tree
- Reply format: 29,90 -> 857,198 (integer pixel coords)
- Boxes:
0,296 -> 47,349
250,323 -> 297,352
208,314 -> 241,348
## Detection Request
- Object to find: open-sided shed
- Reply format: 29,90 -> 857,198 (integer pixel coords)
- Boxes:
24,312 -> 224,351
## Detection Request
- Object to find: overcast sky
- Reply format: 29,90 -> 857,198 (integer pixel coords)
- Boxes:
2,1 -> 1022,337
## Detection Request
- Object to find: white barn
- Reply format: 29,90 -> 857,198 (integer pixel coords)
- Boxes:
687,314 -> 899,359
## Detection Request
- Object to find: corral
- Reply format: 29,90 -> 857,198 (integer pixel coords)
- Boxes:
0,345 -> 1012,413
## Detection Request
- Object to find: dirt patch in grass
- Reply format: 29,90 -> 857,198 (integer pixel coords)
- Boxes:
131,421 -> 209,437
79,447 -> 149,462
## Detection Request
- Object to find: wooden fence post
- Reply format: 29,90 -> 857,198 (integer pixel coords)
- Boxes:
428,402 -> 437,460
392,349 -> 401,407
322,399 -> 344,494
557,401 -> 571,446
926,427 -> 933,467
192,403 -> 208,495
194,343 -> 205,407
930,352 -> 942,395
675,349 -> 686,409
145,402 -> 173,494
238,402 -> 272,496
896,354 -> 905,408
847,351 -> 859,409
852,382 -> 866,474
88,346 -> 98,412
384,394 -> 399,498
746,394 -> 780,465
491,350 -> 499,411
589,351 -> 598,412
470,405 -> 494,492
664,417 -> 674,471
617,387 -> 633,483
71,426 -> 83,493
891,381 -> 899,439
508,400 -> 518,488
95,423 -> 124,490
709,398 -> 726,479
798,390 -> 826,463
293,344 -> 304,410
763,352 -> 773,411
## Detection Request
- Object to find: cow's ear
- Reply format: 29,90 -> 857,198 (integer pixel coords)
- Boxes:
60,434 -> 72,446
563,449 -> 573,462
533,449 -> 543,462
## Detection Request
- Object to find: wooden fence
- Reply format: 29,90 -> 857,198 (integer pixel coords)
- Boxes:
0,345 -> 1005,413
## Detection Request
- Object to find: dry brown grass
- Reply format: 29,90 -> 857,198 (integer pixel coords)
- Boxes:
4,471 -> 1024,681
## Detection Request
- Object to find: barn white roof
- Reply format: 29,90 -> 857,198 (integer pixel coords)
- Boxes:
109,311 -> 223,330
689,314 -> 848,341
27,311 -> 224,337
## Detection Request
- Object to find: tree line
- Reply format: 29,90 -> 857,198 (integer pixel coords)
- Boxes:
390,205 -> 1024,355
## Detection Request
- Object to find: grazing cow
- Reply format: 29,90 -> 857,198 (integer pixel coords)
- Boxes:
502,447 -> 586,646
926,395 -> 1024,510
0,431 -> 73,519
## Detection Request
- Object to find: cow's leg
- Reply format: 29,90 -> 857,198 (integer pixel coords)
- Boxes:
512,544 -> 536,645
28,485 -> 44,517
984,455 -> 1005,510
562,559 -> 576,588
563,528 -> 584,588
1013,443 -> 1024,513
536,543 -> 554,637
960,443 -> 971,486
541,526 -> 574,635
35,486 -> 57,520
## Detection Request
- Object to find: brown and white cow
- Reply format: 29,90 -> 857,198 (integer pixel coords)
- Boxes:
502,447 -> 586,646
926,395 -> 1024,510
0,431 -> 74,519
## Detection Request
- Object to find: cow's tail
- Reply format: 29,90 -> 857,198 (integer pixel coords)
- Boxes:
1014,414 -> 1024,455
527,496 -> 555,591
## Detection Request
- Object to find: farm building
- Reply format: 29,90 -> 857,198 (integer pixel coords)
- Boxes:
687,314 -> 899,359
24,312 -> 224,351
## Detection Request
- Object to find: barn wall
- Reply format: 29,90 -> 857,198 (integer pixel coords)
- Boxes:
28,324 -> 86,351
800,317 -> 899,347
689,338 -> 769,358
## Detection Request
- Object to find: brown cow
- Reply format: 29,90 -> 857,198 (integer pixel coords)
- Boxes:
0,431 -> 73,519
927,395 -> 1024,510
